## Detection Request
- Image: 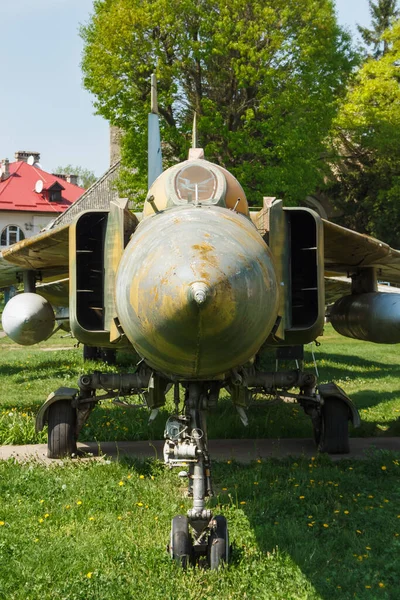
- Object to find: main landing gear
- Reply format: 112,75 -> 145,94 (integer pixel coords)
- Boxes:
35,365 -> 360,568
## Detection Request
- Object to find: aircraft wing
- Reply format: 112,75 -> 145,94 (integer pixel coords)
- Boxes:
0,225 -> 69,288
323,220 -> 400,286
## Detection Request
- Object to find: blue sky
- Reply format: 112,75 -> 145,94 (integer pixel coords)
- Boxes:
0,0 -> 372,179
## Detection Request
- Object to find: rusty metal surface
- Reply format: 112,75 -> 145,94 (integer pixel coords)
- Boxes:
116,205 -> 279,378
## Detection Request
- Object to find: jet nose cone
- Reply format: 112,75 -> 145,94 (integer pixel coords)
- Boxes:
116,206 -> 279,378
189,282 -> 210,306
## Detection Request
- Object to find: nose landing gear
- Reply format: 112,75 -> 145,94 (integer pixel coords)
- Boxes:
165,383 -> 229,569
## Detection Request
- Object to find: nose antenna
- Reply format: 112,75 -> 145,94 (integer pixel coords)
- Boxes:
148,74 -> 163,189
188,111 -> 205,160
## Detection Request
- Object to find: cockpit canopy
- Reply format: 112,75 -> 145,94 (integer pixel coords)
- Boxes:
143,158 -> 249,217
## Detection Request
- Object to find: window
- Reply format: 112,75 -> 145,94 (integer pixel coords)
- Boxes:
49,189 -> 62,202
1,225 -> 25,246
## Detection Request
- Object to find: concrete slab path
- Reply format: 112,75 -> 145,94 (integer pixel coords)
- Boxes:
0,437 -> 399,464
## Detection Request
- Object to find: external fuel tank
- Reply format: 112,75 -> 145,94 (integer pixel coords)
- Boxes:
330,292 -> 400,344
115,206 -> 279,378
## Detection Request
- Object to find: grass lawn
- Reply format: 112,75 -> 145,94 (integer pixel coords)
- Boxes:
0,319 -> 399,598
0,324 -> 399,445
0,453 -> 399,599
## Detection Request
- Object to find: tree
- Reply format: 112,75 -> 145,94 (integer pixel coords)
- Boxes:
358,0 -> 399,57
54,164 -> 97,189
326,21 -> 400,247
80,0 -> 355,206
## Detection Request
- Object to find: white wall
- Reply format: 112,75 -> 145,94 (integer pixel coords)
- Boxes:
0,211 -> 60,246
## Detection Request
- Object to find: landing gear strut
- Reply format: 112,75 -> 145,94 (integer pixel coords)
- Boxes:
164,383 -> 229,569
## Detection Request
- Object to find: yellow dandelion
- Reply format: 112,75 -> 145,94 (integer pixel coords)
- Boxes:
257,459 -> 262,464
307,523 -> 313,527
384,499 -> 389,503
89,517 -> 95,521
254,482 -> 259,485
366,546 -> 371,550
39,500 -> 44,504
136,502 -> 143,507
34,538 -> 39,543
356,530 -> 362,534
334,510 -> 340,514
127,474 -> 132,479
227,460 -> 232,464
323,523 -> 329,528
44,514 -> 49,519
65,505 -> 71,509
348,467 -> 353,471
222,487 -> 228,491
117,516 -> 122,520
344,510 -> 349,515
358,556 -> 363,561
139,475 -> 144,479
86,572 -> 93,579
368,495 -> 374,498
0,521 -> 5,526
240,501 -> 246,505
299,496 -> 305,500
379,583 -> 385,588
38,518 -> 44,523
308,515 -> 313,518
150,475 -> 155,480
365,585 -> 371,589
381,466 -> 387,471
119,481 -> 124,487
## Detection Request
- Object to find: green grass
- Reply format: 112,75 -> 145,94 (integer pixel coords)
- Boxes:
0,453 -> 399,599
0,324 -> 400,445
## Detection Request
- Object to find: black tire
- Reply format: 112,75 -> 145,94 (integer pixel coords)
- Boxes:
83,345 -> 99,361
170,515 -> 192,568
47,400 -> 77,458
208,515 -> 229,570
318,399 -> 350,454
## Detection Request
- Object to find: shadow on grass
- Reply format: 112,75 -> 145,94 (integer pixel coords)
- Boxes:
212,456 -> 400,599
316,352 -> 400,382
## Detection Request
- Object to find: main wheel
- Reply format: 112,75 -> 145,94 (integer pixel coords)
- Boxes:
47,400 -> 77,458
208,515 -> 229,570
318,399 -> 350,454
170,515 -> 192,568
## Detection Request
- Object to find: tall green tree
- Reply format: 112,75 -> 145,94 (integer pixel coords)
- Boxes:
81,0 -> 355,205
327,21 -> 400,247
358,0 -> 399,57
54,165 -> 97,189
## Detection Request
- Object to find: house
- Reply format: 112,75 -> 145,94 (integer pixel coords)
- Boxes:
0,151 -> 84,247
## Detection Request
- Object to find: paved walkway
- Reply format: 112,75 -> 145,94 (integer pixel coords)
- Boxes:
0,437 -> 399,464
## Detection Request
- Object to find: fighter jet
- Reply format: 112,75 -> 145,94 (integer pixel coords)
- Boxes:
1,76 -> 400,568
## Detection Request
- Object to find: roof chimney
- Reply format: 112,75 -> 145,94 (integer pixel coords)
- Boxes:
15,150 -> 40,163
0,158 -> 10,181
66,174 -> 78,185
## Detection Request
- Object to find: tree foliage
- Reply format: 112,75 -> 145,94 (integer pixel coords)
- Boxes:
358,0 -> 399,57
327,21 -> 400,247
54,164 -> 97,189
81,0 -> 354,205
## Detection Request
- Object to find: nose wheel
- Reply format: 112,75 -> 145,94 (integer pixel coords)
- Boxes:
165,383 -> 230,569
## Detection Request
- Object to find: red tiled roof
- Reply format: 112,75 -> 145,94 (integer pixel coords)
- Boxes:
0,161 -> 84,213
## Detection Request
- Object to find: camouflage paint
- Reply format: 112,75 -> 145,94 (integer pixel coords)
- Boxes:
115,205 -> 279,378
